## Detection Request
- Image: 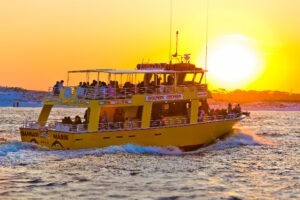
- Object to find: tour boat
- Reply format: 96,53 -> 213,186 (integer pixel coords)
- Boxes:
19,55 -> 246,151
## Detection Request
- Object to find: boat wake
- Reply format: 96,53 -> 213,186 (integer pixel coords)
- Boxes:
0,128 -> 275,166
188,126 -> 276,154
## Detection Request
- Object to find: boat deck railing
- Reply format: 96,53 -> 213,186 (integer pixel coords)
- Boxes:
21,113 -> 242,134
47,84 -> 208,100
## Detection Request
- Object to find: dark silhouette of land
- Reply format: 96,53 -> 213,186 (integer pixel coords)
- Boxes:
0,86 -> 299,109
211,89 -> 300,103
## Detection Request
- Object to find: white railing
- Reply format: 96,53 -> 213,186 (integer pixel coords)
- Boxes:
46,84 -> 208,100
21,113 -> 242,133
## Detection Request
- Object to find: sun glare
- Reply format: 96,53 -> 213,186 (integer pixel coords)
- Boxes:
206,35 -> 263,90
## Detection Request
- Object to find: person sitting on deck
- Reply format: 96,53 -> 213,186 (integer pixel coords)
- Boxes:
198,106 -> 205,122
137,81 -> 145,94
159,115 -> 166,126
62,116 -> 73,124
201,99 -> 210,114
113,108 -> 125,129
74,115 -> 82,124
91,80 -> 97,87
234,104 -> 242,115
99,111 -> 109,129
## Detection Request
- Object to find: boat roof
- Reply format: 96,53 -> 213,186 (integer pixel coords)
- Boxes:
68,68 -> 206,74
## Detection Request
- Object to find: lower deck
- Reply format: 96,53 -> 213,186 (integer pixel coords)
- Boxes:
20,115 -> 244,151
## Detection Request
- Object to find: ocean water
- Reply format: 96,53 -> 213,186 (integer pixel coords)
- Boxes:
0,108 -> 299,199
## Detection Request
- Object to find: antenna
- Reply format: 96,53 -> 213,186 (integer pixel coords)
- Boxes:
173,31 -> 179,58
204,0 -> 209,83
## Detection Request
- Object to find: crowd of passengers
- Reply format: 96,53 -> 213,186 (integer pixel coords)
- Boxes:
60,108 -> 129,131
59,103 -> 242,131
197,102 -> 242,122
60,108 -> 90,131
52,75 -> 176,98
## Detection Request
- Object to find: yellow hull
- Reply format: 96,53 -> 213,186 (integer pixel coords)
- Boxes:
20,117 -> 242,151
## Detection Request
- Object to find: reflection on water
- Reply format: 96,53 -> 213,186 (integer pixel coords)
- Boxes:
0,108 -> 299,199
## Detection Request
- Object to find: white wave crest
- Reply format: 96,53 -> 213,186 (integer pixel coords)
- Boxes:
0,129 -> 275,166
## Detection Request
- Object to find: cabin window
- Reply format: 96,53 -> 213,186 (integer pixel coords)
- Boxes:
99,106 -> 143,130
194,73 -> 202,84
177,73 -> 196,85
151,101 -> 189,119
184,73 -> 194,82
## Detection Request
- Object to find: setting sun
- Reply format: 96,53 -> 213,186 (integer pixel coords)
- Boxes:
206,35 -> 264,90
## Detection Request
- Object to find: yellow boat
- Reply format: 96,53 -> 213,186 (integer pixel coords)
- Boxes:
20,57 -> 246,151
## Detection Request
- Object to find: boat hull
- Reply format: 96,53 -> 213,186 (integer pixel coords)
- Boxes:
20,117 -> 242,151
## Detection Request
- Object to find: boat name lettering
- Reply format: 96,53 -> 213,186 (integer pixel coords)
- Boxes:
53,134 -> 69,140
146,95 -> 165,101
21,131 -> 39,137
197,92 -> 207,97
146,94 -> 183,102
165,94 -> 183,100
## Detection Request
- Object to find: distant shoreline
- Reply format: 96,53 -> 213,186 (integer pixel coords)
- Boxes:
1,102 -> 299,111
1,86 -> 300,110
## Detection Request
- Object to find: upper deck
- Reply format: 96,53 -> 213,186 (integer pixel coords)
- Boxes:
46,63 -> 210,106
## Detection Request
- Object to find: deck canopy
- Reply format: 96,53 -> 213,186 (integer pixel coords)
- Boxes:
67,67 -> 206,87
68,68 -> 206,74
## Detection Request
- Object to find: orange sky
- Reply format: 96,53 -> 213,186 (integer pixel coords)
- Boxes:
0,0 -> 299,92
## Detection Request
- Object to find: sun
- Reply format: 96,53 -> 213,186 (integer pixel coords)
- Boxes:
205,35 -> 263,90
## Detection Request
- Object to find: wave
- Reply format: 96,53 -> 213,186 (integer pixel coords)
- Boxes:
0,129 -> 275,166
188,126 -> 276,154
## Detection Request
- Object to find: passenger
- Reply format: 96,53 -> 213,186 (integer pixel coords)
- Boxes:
98,111 -> 108,130
210,109 -> 216,120
228,103 -> 233,113
101,81 -> 107,86
113,108 -> 125,128
100,111 -> 108,123
84,108 -> 90,123
66,116 -> 73,124
62,117 -> 68,124
167,75 -> 174,85
198,106 -> 205,122
74,115 -> 82,124
107,84 -> 114,98
53,81 -> 60,96
235,104 -> 241,114
159,115 -> 166,126
186,106 -> 191,122
91,80 -> 97,87
202,99 -> 210,114
76,84 -> 85,98
58,80 -> 64,91
96,85 -> 106,99
138,81 -> 145,94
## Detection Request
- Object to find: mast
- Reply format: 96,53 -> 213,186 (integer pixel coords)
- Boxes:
169,0 -> 173,64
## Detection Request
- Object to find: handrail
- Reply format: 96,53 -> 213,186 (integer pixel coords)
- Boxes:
21,113 -> 242,133
46,84 -> 208,101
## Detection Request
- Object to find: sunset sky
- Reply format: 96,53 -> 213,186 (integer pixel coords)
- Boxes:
0,0 -> 299,92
